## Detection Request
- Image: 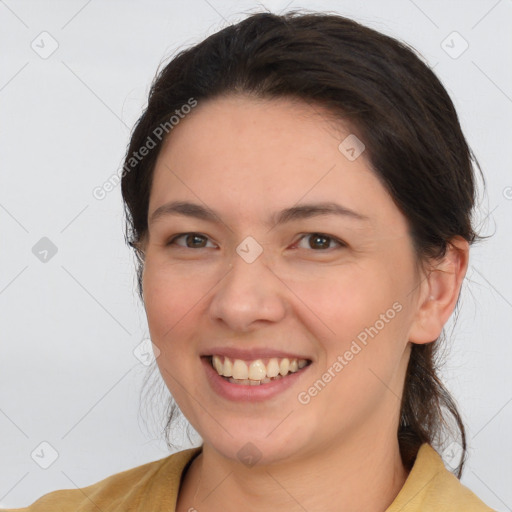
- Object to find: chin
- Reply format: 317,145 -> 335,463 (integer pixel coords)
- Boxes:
198,419 -> 314,467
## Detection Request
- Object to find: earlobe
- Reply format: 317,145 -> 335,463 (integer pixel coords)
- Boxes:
408,236 -> 469,345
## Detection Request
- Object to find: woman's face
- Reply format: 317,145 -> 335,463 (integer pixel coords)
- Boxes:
142,95 -> 425,464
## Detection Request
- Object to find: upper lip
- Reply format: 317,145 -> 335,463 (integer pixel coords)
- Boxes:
201,347 -> 312,361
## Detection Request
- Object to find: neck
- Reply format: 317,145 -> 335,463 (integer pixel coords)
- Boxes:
178,430 -> 409,512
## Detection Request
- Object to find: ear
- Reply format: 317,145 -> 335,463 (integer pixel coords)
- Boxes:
408,236 -> 470,345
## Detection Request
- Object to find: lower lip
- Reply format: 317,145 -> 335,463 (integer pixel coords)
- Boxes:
201,357 -> 311,402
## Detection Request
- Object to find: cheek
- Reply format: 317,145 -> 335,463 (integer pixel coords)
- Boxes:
287,261 -> 410,392
284,262 -> 396,338
142,263 -> 208,409
142,261 -> 211,347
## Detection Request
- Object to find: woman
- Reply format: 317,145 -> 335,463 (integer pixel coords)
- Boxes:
5,10 -> 495,512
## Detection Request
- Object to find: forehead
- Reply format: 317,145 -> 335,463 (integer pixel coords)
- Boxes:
148,95 -> 406,234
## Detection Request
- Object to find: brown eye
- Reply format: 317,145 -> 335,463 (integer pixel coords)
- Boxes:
296,233 -> 345,251
167,233 -> 215,249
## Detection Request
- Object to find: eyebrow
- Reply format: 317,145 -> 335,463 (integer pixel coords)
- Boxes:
149,200 -> 369,228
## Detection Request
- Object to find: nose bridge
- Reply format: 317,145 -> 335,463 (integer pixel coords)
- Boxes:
209,242 -> 286,330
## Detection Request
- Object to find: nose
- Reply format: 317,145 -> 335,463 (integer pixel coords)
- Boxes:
208,252 -> 288,332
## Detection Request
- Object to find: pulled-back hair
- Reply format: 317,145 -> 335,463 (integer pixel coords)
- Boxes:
121,10 -> 483,477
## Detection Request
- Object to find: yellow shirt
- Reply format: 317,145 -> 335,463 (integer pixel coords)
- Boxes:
2,443 -> 495,511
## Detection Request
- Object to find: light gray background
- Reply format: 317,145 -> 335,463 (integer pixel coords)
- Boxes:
1,0 -> 511,509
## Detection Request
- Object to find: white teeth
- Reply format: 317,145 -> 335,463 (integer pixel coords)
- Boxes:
213,355 -> 223,374
228,375 -> 283,385
210,355 -> 310,383
232,359 -> 248,380
266,358 -> 280,378
248,360 -> 267,380
222,357 -> 233,377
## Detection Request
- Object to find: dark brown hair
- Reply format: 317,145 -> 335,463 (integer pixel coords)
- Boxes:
121,10 -> 483,477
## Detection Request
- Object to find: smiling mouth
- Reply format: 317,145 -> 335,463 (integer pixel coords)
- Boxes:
205,355 -> 312,385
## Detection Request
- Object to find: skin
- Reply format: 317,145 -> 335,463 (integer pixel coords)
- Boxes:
139,95 -> 469,512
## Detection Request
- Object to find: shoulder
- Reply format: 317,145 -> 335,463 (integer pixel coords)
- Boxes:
387,444 -> 496,512
1,446 -> 202,512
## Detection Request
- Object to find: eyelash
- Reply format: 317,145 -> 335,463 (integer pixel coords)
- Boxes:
166,232 -> 346,251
